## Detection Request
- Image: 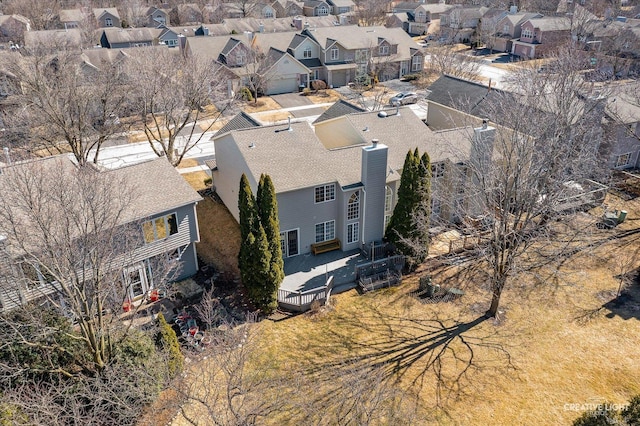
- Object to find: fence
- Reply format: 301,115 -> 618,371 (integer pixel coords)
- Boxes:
354,255 -> 405,282
360,242 -> 390,260
277,275 -> 334,313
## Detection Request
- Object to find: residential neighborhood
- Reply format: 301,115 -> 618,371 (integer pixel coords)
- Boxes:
0,0 -> 639,424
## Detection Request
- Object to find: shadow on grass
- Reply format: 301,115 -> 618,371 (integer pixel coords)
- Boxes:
304,306 -> 515,408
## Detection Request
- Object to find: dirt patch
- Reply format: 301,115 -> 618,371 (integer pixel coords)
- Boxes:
241,97 -> 282,113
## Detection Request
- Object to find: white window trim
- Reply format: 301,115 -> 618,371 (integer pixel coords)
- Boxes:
143,212 -> 179,243
347,191 -> 360,220
330,47 -> 339,61
105,17 -> 113,27
346,222 -> 359,244
315,220 -> 336,242
615,152 -> 632,168
379,45 -> 389,55
315,184 -> 336,203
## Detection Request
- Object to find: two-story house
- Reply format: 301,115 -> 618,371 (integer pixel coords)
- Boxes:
439,6 -> 488,43
326,0 -> 355,16
0,156 -> 202,313
390,2 -> 455,36
603,87 -> 640,170
94,8 -> 121,28
211,105 -> 479,258
511,16 -> 573,58
143,6 -> 171,27
297,26 -> 424,87
491,10 -> 543,53
303,0 -> 332,17
59,8 -> 121,29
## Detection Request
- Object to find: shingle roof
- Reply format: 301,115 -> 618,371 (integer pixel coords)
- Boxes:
526,16 -> 573,31
313,99 -> 365,124
93,8 -> 120,19
427,74 -> 505,118
59,8 -> 85,23
102,28 -> 162,44
217,108 -> 473,192
24,29 -> 82,48
217,111 -> 262,135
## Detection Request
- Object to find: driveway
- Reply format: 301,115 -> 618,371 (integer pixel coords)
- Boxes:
270,92 -> 313,109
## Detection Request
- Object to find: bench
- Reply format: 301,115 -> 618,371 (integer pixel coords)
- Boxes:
310,238 -> 341,255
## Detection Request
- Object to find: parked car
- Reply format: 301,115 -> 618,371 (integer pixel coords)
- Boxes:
389,92 -> 418,106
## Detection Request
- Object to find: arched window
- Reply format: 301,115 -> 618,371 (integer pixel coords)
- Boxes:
347,191 -> 359,220
384,186 -> 393,213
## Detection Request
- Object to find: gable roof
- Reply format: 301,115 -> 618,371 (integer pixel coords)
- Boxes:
525,16 -> 573,31
427,74 -> 505,118
102,28 -> 162,44
313,99 -> 365,123
59,8 -> 85,23
24,29 -> 82,49
93,8 -> 120,20
218,111 -> 262,135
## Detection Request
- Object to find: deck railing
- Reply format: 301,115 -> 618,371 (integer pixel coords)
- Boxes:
277,275 -> 334,313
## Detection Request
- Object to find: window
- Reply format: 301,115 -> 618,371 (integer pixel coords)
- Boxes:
385,186 -> 393,213
330,47 -> 339,61
431,162 -> 445,178
411,55 -> 423,72
318,5 -> 328,15
105,17 -> 113,27
143,213 -> 178,243
503,24 -> 510,34
522,28 -> 533,39
347,222 -> 359,244
313,69 -> 319,80
304,46 -> 312,58
236,52 -> 247,65
616,153 -> 632,168
379,45 -> 389,55
315,220 -> 335,242
264,9 -> 274,18
347,191 -> 360,220
315,184 -> 335,203
166,39 -> 177,47
384,214 -> 391,231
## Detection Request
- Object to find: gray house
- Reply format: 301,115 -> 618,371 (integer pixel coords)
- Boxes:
212,106 -> 476,257
0,156 -> 202,312
100,28 -> 163,48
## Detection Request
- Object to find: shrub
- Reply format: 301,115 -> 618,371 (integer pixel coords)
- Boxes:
204,176 -> 212,186
311,79 -> 327,91
401,74 -> 420,82
302,88 -> 311,96
238,87 -> 254,102
155,313 -> 183,377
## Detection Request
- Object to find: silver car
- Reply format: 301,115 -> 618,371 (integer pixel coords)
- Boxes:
389,92 -> 418,106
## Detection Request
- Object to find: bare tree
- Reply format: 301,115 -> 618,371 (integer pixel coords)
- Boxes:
0,157 -> 174,374
425,44 -> 481,80
126,49 -> 232,166
5,48 -> 129,165
452,46 -> 608,318
1,0 -> 60,30
353,0 -> 390,26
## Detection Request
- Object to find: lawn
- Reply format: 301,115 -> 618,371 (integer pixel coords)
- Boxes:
175,193 -> 640,425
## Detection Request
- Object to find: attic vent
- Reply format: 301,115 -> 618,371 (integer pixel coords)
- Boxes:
363,126 -> 369,132
377,111 -> 388,118
249,142 -> 256,148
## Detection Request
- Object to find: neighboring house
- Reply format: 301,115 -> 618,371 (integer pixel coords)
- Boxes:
0,14 -> 30,44
58,8 -> 85,29
0,156 -> 203,313
603,87 -> 640,170
93,8 -> 121,28
211,106 -> 478,258
171,3 -> 204,25
297,25 -> 424,87
24,29 -> 82,51
303,0 -> 332,17
511,16 -> 573,58
195,15 -> 339,36
390,2 -> 455,35
144,6 -> 170,27
326,0 -> 355,15
100,28 -> 163,48
491,11 -> 542,53
439,6 -> 488,43
272,0 -> 305,17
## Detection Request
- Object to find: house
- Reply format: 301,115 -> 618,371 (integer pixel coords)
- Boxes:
93,8 -> 121,28
0,14 -> 30,44
326,0 -> 355,15
603,86 -> 640,169
272,0 -> 305,17
58,8 -> 86,29
297,25 -> 424,87
0,156 -> 202,313
490,11 -> 543,53
143,6 -> 171,27
212,106 -> 479,258
100,28 -> 163,48
390,2 -> 454,35
303,0 -> 332,17
24,29 -> 82,51
511,16 -> 573,58
171,3 -> 204,25
439,6 -> 488,43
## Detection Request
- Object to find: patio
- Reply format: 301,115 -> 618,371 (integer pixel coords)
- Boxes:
281,249 -> 369,293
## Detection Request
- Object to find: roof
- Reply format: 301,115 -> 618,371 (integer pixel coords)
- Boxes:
187,35 -> 237,63
0,156 -> 202,230
313,99 -> 365,124
217,111 -> 262,135
327,0 -> 354,8
24,29 -> 82,49
502,12 -> 542,27
525,16 -> 573,31
93,8 -> 120,19
606,84 -> 640,125
427,74 -> 501,116
59,8 -> 85,23
102,28 -> 162,44
217,107 -> 473,192
0,14 -> 30,27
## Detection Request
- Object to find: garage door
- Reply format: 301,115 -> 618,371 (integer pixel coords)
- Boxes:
266,77 -> 298,95
331,71 -> 347,88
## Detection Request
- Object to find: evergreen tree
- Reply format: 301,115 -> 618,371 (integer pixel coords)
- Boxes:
385,148 -> 431,271
256,174 -> 284,313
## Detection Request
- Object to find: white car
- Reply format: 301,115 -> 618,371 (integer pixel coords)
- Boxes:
389,92 -> 418,106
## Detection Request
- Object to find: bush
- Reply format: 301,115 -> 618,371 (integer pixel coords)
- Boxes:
155,313 -> 183,377
238,87 -> 254,102
311,79 -> 327,91
204,176 -> 212,186
401,74 -> 420,82
302,88 -> 311,96
622,395 -> 640,425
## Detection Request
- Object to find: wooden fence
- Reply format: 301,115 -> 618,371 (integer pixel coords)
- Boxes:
355,255 -> 405,282
277,275 -> 334,313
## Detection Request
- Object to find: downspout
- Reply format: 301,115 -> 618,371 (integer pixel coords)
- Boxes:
360,187 -> 366,249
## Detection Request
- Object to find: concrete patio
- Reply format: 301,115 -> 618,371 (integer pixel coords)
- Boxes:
280,249 -> 370,293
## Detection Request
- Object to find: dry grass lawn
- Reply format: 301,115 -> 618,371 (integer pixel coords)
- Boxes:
176,194 -> 640,425
306,89 -> 342,104
181,171 -> 210,192
242,97 -> 282,113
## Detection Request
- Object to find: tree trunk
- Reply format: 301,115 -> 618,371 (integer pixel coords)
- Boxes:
486,285 -> 503,319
